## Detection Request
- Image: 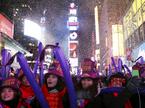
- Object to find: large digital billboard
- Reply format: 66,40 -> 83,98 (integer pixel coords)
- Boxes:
24,19 -> 42,41
0,13 -> 14,38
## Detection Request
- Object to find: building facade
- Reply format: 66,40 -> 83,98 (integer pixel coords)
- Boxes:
78,0 -> 97,64
123,0 -> 145,66
99,0 -> 131,72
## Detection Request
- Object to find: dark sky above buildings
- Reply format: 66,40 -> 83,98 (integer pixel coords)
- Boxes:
1,0 -> 102,57
1,0 -> 102,43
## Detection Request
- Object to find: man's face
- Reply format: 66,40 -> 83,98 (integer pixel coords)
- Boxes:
1,87 -> 15,101
47,74 -> 58,88
110,77 -> 123,87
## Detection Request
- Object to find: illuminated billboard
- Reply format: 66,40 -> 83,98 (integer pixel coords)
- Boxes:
69,41 -> 78,58
0,13 -> 14,38
112,25 -> 124,56
94,6 -> 100,44
24,19 -> 42,41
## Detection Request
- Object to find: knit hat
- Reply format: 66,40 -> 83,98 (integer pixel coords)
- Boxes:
81,72 -> 97,79
0,77 -> 21,92
44,62 -> 65,90
45,62 -> 63,77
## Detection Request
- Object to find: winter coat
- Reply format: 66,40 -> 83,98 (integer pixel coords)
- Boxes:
41,84 -> 69,108
126,77 -> 145,108
20,85 -> 35,103
0,100 -> 31,108
85,87 -> 132,108
129,93 -> 145,108
77,90 -> 94,108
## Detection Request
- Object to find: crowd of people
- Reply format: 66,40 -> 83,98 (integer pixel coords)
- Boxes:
0,58 -> 145,108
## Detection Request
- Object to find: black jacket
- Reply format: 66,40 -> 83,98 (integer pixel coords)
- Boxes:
85,87 -> 131,108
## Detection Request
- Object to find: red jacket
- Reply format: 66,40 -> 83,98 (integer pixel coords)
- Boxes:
42,85 -> 66,108
124,100 -> 132,108
20,85 -> 34,99
1,100 -> 31,108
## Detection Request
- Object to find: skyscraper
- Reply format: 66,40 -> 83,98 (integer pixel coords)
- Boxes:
99,0 -> 132,71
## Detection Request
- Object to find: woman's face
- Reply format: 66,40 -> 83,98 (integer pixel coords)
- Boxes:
1,88 -> 15,101
81,78 -> 93,89
47,74 -> 58,88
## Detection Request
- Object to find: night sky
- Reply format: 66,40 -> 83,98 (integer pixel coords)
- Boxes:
0,0 -> 101,59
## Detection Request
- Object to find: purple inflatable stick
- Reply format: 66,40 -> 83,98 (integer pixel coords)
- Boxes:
111,57 -> 118,72
118,58 -> 123,72
33,42 -> 43,76
17,52 -> 49,108
53,46 -> 77,108
1,49 -> 8,78
123,65 -> 132,76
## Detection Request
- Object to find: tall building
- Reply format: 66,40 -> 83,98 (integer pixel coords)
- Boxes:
123,0 -> 145,67
78,0 -> 98,64
99,0 -> 131,72
0,1 -> 38,60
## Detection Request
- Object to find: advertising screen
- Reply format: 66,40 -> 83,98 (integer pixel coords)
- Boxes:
24,19 -> 42,40
0,13 -> 14,38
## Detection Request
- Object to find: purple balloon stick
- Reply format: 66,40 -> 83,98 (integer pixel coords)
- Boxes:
140,56 -> 144,64
109,64 -> 112,76
111,57 -> 118,72
33,42 -> 43,76
118,58 -> 123,72
53,46 -> 77,108
39,61 -> 44,86
1,49 -> 8,78
17,52 -> 49,108
6,52 -> 11,77
123,65 -> 132,76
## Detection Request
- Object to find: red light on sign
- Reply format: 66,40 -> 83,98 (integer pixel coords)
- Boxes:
69,41 -> 78,58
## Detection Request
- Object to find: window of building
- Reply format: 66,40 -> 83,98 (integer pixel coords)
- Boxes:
137,9 -> 143,27
139,24 -> 144,42
127,37 -> 131,48
132,14 -> 138,30
144,22 -> 145,39
137,0 -> 141,11
131,34 -> 135,48
132,0 -> 137,14
142,0 -> 145,4
142,3 -> 145,22
135,29 -> 140,44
